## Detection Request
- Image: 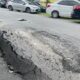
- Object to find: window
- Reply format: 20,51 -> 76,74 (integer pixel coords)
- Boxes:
13,0 -> 19,3
13,0 -> 25,4
58,0 -> 80,6
18,0 -> 25,4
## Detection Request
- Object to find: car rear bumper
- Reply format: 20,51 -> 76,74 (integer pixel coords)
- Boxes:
71,10 -> 80,19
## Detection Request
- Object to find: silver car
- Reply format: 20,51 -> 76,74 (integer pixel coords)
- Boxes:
7,0 -> 40,13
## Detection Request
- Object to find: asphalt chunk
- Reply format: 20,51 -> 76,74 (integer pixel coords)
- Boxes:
18,19 -> 27,21
0,30 -> 51,80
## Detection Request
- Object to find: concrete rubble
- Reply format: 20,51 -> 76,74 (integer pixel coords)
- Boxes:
0,28 -> 80,80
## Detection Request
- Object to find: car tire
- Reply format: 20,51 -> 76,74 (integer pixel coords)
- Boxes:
25,7 -> 31,13
51,11 -> 59,18
8,5 -> 13,11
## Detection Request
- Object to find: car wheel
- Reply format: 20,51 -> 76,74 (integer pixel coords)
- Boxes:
25,7 -> 31,13
8,6 -> 13,11
52,11 -> 59,18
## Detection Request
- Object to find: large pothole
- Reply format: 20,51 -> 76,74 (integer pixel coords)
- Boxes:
0,28 -> 80,80
0,31 -> 51,80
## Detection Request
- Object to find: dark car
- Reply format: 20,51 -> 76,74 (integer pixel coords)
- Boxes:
32,1 -> 46,12
72,5 -> 80,19
0,0 -> 7,7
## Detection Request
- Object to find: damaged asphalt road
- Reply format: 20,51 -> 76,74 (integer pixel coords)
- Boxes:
0,28 -> 80,80
0,8 -> 80,80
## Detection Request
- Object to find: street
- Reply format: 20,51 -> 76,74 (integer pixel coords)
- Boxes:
0,8 -> 80,80
0,8 -> 80,39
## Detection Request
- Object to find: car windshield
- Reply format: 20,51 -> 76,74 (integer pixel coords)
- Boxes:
58,0 -> 80,6
23,0 -> 34,5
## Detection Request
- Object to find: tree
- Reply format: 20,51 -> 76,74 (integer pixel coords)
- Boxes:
46,0 -> 50,7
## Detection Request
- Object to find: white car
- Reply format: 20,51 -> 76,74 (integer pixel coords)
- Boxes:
46,0 -> 80,18
7,0 -> 40,13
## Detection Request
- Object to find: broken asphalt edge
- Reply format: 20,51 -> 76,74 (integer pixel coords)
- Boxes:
0,31 -> 51,80
0,28 -> 80,80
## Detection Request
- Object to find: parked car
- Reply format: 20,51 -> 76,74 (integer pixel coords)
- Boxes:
46,0 -> 80,18
32,1 -> 46,12
7,0 -> 40,13
0,0 -> 7,7
72,5 -> 80,18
